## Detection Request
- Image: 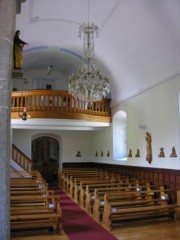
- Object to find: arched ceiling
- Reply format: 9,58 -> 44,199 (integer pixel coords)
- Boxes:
16,0 -> 180,107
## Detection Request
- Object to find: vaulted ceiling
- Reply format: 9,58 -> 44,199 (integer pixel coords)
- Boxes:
16,0 -> 180,107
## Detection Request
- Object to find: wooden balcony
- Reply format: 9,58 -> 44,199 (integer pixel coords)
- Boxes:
11,90 -> 111,123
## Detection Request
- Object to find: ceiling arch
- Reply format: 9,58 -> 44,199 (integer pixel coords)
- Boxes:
16,0 -> 180,106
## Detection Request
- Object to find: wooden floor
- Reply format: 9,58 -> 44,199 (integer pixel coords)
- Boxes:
111,218 -> 180,240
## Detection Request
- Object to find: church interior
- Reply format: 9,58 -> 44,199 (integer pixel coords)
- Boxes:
1,0 -> 180,239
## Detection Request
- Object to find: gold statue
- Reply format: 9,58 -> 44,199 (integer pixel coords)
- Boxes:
158,147 -> 165,157
13,30 -> 28,69
128,149 -> 132,157
170,147 -> 177,157
135,149 -> 140,157
145,132 -> 152,164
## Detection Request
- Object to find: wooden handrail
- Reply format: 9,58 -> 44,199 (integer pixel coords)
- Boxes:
11,90 -> 111,122
12,144 -> 33,171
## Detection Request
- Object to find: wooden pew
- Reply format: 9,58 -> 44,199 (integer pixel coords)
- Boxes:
59,168 -> 102,190
11,198 -> 62,234
69,171 -> 129,198
80,182 -> 123,209
92,185 -> 154,220
10,175 -> 48,191
10,187 -> 56,206
80,180 -> 151,212
64,171 -> 108,194
11,235 -> 69,240
73,178 -> 115,203
101,188 -> 178,230
11,194 -> 60,217
10,189 -> 53,196
92,185 -> 170,221
60,168 -> 128,193
10,170 -> 62,236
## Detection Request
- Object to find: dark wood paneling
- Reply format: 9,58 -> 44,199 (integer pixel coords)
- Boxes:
63,162 -> 94,168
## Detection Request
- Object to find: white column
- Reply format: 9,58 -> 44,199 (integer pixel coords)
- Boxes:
0,0 -> 16,239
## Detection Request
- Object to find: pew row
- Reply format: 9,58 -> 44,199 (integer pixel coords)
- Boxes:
102,190 -> 180,230
93,186 -> 170,221
82,181 -> 152,213
11,195 -> 62,234
10,171 -> 63,236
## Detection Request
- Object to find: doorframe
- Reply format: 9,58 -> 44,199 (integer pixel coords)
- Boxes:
31,133 -> 62,170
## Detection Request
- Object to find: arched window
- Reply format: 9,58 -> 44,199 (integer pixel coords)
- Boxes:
113,110 -> 127,160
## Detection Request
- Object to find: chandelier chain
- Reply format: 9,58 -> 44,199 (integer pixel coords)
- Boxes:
68,2 -> 110,104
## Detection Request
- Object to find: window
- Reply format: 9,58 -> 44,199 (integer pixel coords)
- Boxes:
113,111 -> 127,160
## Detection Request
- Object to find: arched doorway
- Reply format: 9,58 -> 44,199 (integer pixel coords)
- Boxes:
32,136 -> 59,182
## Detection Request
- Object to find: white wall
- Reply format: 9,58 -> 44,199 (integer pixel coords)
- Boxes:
91,127 -> 113,163
12,75 -> 180,170
97,74 -> 180,169
13,69 -> 68,91
12,129 -> 94,165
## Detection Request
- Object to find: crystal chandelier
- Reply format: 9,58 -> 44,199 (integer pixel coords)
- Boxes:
68,23 -> 110,104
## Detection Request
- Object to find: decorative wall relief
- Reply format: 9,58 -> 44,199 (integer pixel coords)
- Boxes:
107,151 -> 110,157
135,149 -> 140,157
145,132 -> 152,164
170,147 -> 177,157
158,147 -> 165,157
95,151 -> 98,157
101,151 -> 103,157
128,149 -> 132,157
76,151 -> 81,157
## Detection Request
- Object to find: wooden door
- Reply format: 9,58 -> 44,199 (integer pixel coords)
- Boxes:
32,136 -> 59,182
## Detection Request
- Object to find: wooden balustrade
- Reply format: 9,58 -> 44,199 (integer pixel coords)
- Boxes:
11,90 -> 111,122
12,144 -> 33,171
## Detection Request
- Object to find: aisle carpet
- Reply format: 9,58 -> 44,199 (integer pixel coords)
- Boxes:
53,187 -> 118,240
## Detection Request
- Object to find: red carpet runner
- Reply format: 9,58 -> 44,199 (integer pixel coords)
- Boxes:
54,188 -> 118,240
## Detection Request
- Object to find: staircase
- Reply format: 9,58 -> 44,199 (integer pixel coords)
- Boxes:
11,144 -> 33,173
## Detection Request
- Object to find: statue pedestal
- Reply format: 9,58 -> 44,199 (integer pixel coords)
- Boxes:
12,69 -> 24,78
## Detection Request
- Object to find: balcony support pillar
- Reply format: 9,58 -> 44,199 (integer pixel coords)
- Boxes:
0,0 -> 16,238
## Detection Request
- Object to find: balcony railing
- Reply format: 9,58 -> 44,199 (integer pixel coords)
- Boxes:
11,90 -> 111,122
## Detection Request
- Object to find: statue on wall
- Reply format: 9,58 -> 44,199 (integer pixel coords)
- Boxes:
76,151 -> 81,157
145,132 -> 152,164
128,149 -> 132,157
135,149 -> 140,157
13,30 -> 28,69
158,147 -> 165,157
170,147 -> 177,157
